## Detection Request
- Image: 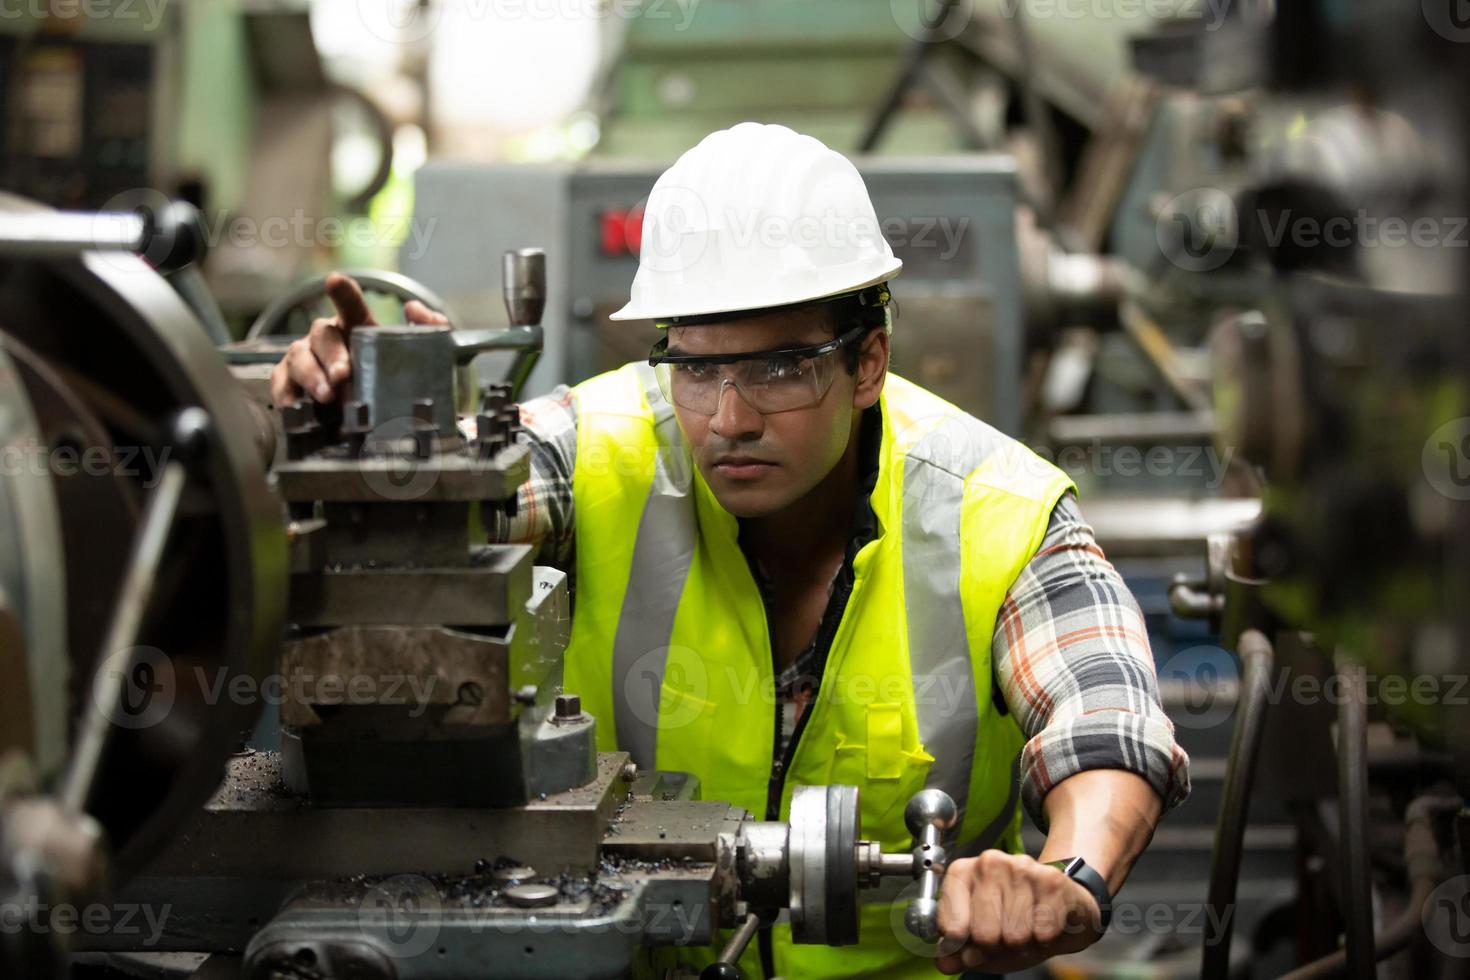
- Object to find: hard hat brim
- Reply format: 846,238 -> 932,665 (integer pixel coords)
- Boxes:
608,259 -> 902,323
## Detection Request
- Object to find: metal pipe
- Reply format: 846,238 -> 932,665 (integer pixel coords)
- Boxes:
699,911 -> 761,980
59,460 -> 187,814
1201,628 -> 1276,980
0,211 -> 146,256
719,911 -> 761,964
1335,657 -> 1376,979
1277,792 -> 1453,979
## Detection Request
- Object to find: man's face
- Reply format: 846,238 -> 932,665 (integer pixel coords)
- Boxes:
666,308 -> 883,519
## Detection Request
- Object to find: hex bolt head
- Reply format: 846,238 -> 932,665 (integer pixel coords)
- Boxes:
343,400 -> 370,430
555,693 -> 582,719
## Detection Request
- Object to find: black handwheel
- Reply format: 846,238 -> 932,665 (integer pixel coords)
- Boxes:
246,269 -> 457,340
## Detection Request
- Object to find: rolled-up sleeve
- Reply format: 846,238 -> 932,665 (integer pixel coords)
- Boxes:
481,385 -> 578,567
993,491 -> 1191,828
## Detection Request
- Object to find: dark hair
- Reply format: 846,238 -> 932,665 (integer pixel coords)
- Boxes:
824,284 -> 892,373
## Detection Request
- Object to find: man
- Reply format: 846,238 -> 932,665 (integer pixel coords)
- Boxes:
272,123 -> 1190,977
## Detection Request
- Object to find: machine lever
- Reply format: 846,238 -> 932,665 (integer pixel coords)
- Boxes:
698,910 -> 761,980
854,789 -> 958,941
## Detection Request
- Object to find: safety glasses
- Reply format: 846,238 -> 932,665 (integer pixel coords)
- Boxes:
648,324 -> 869,415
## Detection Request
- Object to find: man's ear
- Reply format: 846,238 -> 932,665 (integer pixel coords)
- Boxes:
853,327 -> 888,411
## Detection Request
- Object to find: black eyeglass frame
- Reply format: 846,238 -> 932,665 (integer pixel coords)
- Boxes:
647,323 -> 872,367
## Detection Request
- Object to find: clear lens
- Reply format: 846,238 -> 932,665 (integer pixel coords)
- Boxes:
654,354 -> 838,415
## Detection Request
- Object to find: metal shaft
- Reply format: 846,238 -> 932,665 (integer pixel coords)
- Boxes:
1336,656 -> 1376,979
59,460 -> 187,814
718,911 -> 760,964
0,212 -> 147,257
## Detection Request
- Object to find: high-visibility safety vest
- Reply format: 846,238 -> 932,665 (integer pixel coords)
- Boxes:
563,363 -> 1075,978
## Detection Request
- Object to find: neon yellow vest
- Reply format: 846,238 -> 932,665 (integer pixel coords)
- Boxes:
563,363 -> 1074,978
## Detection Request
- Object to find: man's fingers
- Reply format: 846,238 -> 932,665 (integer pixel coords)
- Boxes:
1000,871 -> 1036,947
404,299 -> 450,326
308,317 -> 352,385
325,272 -> 377,330
937,865 -> 973,945
971,854 -> 1007,948
285,338 -> 336,402
270,356 -> 303,407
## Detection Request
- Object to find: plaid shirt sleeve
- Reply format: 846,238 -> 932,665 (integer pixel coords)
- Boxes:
994,491 -> 1191,829
481,385 -> 578,568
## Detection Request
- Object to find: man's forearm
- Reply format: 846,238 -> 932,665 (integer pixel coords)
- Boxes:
1037,768 -> 1163,894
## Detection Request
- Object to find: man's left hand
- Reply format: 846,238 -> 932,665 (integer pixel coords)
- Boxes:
935,850 -> 1102,975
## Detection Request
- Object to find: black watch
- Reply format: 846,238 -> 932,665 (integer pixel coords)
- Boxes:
1046,857 -> 1112,932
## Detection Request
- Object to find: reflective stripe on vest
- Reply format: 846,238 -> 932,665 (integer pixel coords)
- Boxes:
608,367 -> 696,768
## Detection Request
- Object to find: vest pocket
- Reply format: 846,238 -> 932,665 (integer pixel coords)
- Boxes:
860,703 -> 935,848
866,702 -> 905,780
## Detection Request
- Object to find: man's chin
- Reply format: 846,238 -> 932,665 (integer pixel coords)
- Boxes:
702,467 -> 790,518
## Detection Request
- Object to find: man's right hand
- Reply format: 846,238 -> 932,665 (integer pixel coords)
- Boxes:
269,271 -> 451,407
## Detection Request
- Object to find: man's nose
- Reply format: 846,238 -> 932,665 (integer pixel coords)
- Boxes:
708,379 -> 764,441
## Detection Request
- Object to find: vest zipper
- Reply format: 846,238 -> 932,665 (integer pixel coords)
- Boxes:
758,553 -> 863,978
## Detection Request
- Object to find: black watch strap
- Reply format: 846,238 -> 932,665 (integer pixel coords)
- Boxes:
1046,857 -> 1112,932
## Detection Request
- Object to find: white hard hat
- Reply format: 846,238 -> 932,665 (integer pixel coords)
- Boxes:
610,122 -> 902,322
